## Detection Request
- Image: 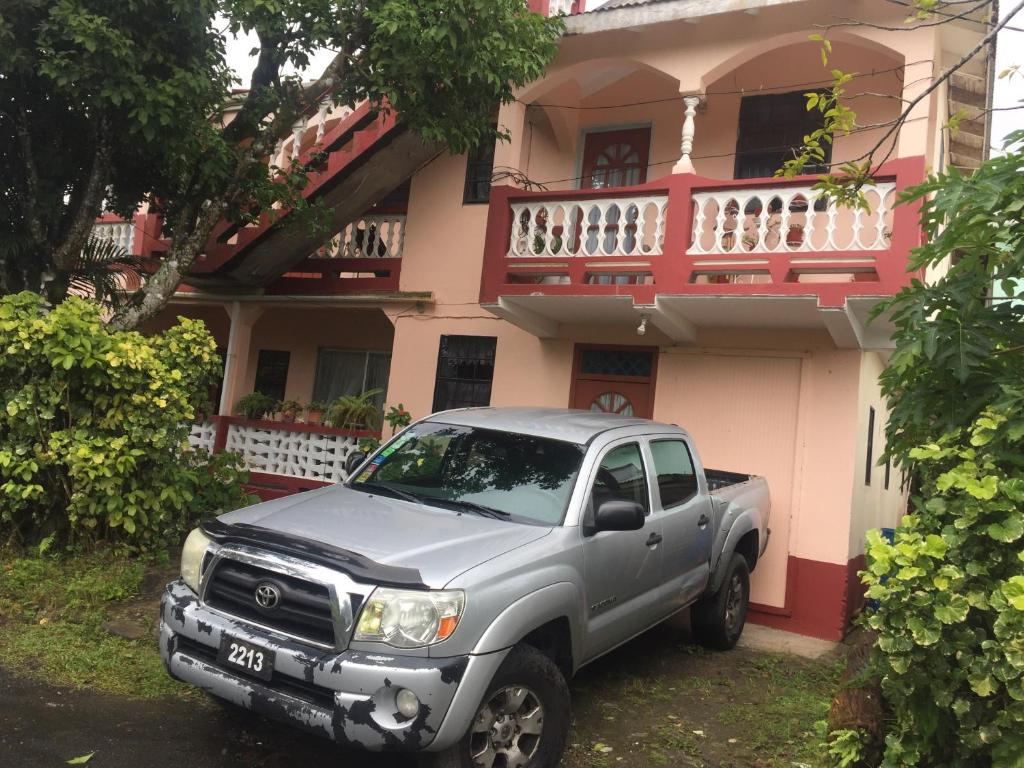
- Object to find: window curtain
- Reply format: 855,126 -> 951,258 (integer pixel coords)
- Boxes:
312,349 -> 392,406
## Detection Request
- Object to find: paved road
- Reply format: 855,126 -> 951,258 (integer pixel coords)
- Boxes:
0,669 -> 406,768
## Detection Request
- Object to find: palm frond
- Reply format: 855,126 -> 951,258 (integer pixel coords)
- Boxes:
71,236 -> 144,310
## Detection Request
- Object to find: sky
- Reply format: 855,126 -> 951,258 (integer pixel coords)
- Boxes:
223,1 -> 1024,153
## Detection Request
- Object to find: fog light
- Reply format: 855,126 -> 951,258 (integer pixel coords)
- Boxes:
395,688 -> 420,719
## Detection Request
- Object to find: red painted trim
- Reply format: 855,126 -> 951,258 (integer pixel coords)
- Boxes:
748,554 -> 867,641
245,472 -> 332,501
221,416 -> 380,439
479,157 -> 928,310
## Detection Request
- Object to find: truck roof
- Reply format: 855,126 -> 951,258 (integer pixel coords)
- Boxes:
423,407 -> 682,445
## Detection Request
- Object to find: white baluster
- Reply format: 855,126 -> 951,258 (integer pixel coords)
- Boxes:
315,99 -> 330,143
672,95 -> 702,174
290,117 -> 308,161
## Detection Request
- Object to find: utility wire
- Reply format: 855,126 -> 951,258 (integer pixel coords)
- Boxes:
518,61 -> 933,111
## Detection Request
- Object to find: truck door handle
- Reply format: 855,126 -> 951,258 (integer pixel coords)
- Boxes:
698,514 -> 710,527
646,532 -> 663,547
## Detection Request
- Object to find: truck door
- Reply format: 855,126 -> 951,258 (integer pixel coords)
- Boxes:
648,438 -> 714,614
581,440 -> 664,659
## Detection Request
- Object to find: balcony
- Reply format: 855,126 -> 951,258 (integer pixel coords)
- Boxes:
265,213 -> 407,295
480,158 -> 925,349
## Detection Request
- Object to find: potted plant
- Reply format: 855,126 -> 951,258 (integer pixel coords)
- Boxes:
384,403 -> 412,435
325,389 -> 384,431
234,392 -> 278,421
306,400 -> 328,424
277,399 -> 303,423
786,223 -> 805,247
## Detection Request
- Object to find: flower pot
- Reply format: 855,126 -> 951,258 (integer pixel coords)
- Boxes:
786,226 -> 805,247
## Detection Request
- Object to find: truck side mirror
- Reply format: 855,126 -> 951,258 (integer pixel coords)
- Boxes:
593,499 -> 646,533
344,451 -> 368,476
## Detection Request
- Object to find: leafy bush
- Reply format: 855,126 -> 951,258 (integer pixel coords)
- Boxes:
326,388 -> 383,430
0,293 -> 253,549
862,406 -> 1024,767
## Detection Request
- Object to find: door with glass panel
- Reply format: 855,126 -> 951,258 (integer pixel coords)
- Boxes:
581,440 -> 663,660
578,128 -> 651,258
649,438 -> 714,614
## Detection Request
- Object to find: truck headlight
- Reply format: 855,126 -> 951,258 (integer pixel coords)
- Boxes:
180,528 -> 212,594
354,588 -> 465,648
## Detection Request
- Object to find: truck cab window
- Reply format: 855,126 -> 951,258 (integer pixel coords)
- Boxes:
592,443 -> 648,513
650,440 -> 698,507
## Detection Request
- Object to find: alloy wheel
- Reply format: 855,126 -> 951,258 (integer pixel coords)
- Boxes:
469,685 -> 545,768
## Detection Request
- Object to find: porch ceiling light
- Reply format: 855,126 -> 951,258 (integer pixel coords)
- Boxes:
637,313 -> 649,336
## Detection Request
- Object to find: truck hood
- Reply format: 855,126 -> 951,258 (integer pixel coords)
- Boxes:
216,484 -> 553,588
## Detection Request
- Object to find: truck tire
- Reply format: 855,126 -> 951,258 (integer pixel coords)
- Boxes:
423,643 -> 571,768
691,553 -> 750,650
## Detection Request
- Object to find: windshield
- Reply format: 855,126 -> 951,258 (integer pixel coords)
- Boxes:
349,422 -> 585,525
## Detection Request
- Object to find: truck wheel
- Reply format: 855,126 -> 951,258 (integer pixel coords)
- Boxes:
692,553 -> 750,650
424,643 -> 570,768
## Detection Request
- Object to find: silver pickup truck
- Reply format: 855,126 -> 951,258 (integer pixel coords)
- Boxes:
160,407 -> 770,767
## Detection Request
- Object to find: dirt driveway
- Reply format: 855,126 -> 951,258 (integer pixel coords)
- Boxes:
0,615 -> 838,768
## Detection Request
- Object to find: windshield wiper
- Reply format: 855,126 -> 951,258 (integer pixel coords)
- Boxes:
430,498 -> 512,520
357,482 -> 425,506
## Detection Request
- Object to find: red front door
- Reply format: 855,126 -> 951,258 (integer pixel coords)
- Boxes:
580,128 -> 651,189
571,346 -> 657,419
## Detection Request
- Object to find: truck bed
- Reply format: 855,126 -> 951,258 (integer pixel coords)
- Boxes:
705,468 -> 758,492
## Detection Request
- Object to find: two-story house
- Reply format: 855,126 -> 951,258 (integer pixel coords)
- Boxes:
106,0 -> 993,640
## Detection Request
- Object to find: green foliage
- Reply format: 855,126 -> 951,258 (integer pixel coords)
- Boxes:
859,134 -> 1024,767
878,131 -> 1024,461
0,292 -> 253,549
827,728 -> 870,768
234,392 -> 278,420
326,388 -> 384,431
863,409 -> 1024,766
384,402 -> 412,433
3,0 -> 562,314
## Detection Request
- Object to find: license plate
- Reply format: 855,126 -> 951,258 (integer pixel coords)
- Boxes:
217,635 -> 275,681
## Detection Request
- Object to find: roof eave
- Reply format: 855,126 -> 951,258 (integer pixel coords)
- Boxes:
566,0 -> 808,35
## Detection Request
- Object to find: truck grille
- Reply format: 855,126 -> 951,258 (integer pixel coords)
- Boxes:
204,558 -> 337,647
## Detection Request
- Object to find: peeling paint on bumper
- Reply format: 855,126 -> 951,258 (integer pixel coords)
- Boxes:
159,579 -> 493,752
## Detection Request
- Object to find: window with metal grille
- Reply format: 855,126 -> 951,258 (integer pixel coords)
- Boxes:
432,336 -> 497,411
253,350 -> 290,402
579,349 -> 653,378
463,132 -> 497,204
735,91 -> 832,180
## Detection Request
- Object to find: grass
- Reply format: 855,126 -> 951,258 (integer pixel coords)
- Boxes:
0,549 -> 197,700
562,619 -> 842,768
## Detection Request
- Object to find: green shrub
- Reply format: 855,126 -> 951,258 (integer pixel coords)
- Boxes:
862,406 -> 1024,767
0,292 -> 253,549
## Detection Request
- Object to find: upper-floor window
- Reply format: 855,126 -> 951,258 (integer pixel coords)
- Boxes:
464,133 -> 497,204
735,91 -> 831,180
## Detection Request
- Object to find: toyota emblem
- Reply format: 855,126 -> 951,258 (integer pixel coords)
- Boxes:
254,582 -> 281,610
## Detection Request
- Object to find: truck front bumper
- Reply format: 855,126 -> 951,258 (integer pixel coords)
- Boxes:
159,579 -> 506,752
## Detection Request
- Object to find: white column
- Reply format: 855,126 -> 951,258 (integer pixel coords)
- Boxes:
218,302 -> 265,416
672,95 -> 702,175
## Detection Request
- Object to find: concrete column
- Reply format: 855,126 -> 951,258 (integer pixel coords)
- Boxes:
218,302 -> 265,416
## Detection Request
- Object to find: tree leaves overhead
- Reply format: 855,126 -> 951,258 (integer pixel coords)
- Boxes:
1,0 -> 562,321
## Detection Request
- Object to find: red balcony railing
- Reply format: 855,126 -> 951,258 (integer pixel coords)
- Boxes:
479,157 -> 926,310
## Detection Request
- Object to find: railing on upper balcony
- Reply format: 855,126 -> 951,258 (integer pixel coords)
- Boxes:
481,158 -> 924,308
266,213 -> 406,295
189,416 -> 379,500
